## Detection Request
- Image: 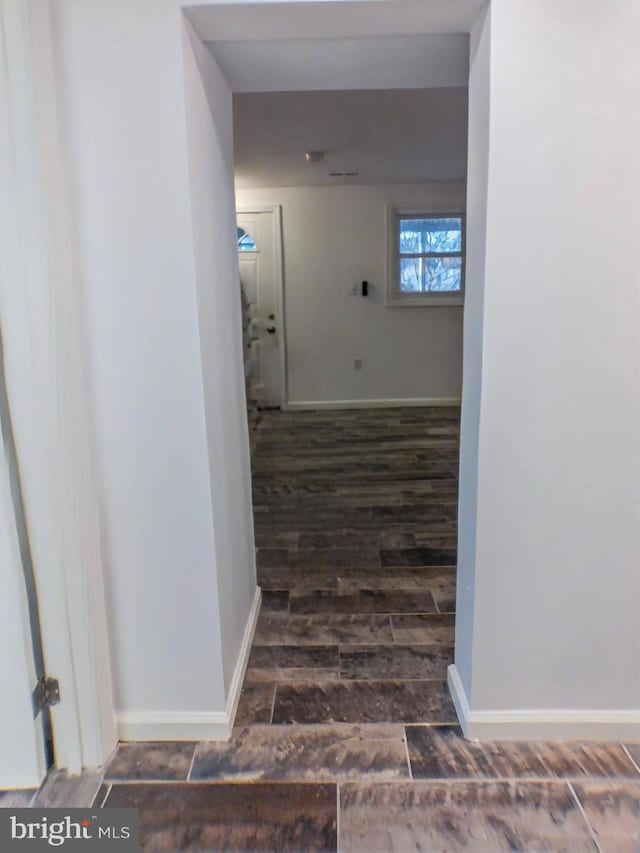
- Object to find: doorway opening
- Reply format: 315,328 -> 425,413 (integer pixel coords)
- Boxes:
227,78 -> 466,724
237,205 -> 286,411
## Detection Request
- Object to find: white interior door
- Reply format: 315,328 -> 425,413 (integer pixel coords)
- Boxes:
0,419 -> 47,790
237,209 -> 284,408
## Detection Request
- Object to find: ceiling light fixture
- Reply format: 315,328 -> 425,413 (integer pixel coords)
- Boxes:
305,151 -> 325,163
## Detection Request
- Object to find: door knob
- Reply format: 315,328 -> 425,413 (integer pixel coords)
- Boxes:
267,326 -> 276,334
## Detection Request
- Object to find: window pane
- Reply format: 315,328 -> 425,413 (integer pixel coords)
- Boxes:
400,256 -> 462,293
237,227 -> 257,251
399,217 -> 462,254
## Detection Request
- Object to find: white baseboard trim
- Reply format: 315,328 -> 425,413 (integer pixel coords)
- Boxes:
448,665 -> 640,742
224,585 -> 262,729
447,664 -> 472,733
285,397 -> 461,411
116,587 -> 262,742
116,710 -> 230,742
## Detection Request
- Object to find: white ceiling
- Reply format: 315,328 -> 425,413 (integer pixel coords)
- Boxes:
185,0 -> 487,41
233,88 -> 468,188
191,0 -> 474,187
208,34 -> 468,93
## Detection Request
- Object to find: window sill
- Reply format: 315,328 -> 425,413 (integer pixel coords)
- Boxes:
385,294 -> 465,307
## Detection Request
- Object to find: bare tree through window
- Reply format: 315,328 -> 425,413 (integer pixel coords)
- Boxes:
398,217 -> 463,293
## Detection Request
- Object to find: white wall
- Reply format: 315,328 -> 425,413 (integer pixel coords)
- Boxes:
454,5 -> 489,701
51,0 -> 256,735
43,0 -> 640,749
182,19 -> 257,694
236,183 -> 465,405
452,0 -> 640,738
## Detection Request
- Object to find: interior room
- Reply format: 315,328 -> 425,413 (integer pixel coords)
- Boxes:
234,87 -> 467,408
3,1 -> 640,849
230,83 -> 466,727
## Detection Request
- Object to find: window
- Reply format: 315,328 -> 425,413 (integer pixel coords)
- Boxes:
386,206 -> 465,306
237,227 -> 257,251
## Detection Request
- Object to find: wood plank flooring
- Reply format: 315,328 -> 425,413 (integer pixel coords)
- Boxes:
249,406 -> 459,727
95,407 -> 640,850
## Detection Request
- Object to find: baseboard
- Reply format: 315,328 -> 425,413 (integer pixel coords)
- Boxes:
447,664 -> 472,735
448,665 -> 640,742
115,710 -> 230,742
117,587 -> 262,742
285,397 -> 461,411
224,585 -> 262,729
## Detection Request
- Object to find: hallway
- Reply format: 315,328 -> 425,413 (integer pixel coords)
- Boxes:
96,407 -> 640,850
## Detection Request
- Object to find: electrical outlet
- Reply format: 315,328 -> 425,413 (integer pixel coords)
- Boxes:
354,358 -> 363,371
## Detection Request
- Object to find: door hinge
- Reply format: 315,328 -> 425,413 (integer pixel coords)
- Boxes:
32,676 -> 61,716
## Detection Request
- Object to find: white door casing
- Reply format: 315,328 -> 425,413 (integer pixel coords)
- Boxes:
0,0 -> 116,775
0,414 -> 47,789
237,207 -> 286,407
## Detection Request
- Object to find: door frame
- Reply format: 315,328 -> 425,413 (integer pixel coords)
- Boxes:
0,410 -> 47,789
237,204 -> 288,408
0,0 -> 116,778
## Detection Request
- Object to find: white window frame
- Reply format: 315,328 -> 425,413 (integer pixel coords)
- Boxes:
385,205 -> 466,307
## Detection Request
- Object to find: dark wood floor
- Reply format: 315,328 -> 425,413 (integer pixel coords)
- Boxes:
97,407 -> 640,851
244,405 -> 459,727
